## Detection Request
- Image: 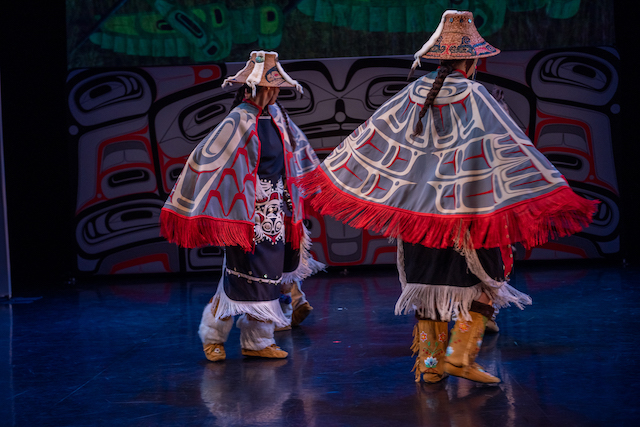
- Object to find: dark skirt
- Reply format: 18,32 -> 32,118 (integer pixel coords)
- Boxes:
402,242 -> 505,287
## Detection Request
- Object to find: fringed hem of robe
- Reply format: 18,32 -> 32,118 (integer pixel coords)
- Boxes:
395,238 -> 531,322
210,276 -> 289,329
282,222 -> 326,284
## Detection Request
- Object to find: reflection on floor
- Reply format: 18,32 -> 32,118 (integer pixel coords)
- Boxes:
1,260 -> 638,426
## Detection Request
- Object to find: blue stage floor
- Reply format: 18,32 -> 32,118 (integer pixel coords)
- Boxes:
1,261 -> 638,426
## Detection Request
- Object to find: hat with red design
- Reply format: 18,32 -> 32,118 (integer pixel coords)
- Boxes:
411,10 -> 500,71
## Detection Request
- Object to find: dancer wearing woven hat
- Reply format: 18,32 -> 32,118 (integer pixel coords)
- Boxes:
296,10 -> 598,383
161,51 -> 323,361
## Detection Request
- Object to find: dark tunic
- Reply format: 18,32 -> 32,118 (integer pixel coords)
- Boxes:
224,114 -> 287,302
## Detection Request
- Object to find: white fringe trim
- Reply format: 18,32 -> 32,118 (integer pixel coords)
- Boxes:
282,222 -> 326,284
395,237 -> 531,321
211,275 -> 289,329
455,233 -> 532,310
411,9 -> 463,71
395,282 -> 482,322
396,237 -> 481,321
280,293 -> 293,322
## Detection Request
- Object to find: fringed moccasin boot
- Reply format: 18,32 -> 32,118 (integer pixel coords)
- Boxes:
411,317 -> 449,383
444,301 -> 500,383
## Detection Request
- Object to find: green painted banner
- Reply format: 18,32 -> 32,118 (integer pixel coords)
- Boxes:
67,0 -> 615,69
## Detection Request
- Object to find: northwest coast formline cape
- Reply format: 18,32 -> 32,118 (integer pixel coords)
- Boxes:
296,70 -> 598,273
160,101 -> 321,275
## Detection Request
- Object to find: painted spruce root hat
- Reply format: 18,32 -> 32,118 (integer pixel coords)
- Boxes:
411,10 -> 500,71
222,50 -> 303,97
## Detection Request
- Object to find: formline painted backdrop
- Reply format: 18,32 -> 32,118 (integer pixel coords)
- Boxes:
68,49 -> 620,274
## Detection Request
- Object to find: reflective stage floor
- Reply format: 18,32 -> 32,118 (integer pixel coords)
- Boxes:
1,261 -> 638,426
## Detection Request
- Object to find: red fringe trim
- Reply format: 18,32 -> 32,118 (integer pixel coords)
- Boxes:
285,215 -> 304,250
296,168 -> 599,251
160,208 -> 254,252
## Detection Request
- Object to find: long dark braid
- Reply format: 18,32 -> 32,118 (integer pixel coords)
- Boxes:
230,84 -> 250,110
276,100 -> 296,151
413,59 -> 475,136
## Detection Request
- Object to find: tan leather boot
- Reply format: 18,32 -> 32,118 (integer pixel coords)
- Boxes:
241,344 -> 288,358
291,302 -> 313,326
411,318 -> 449,383
485,308 -> 499,333
444,302 -> 500,383
291,282 -> 313,326
203,343 -> 226,362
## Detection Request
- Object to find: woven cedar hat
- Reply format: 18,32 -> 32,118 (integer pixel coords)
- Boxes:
222,50 -> 303,97
411,10 -> 500,71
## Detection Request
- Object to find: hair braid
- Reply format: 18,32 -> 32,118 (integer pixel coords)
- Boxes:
276,100 -> 296,151
230,84 -> 250,110
412,60 -> 456,137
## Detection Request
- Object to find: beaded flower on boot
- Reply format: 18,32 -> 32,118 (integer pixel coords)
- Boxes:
411,319 -> 449,383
